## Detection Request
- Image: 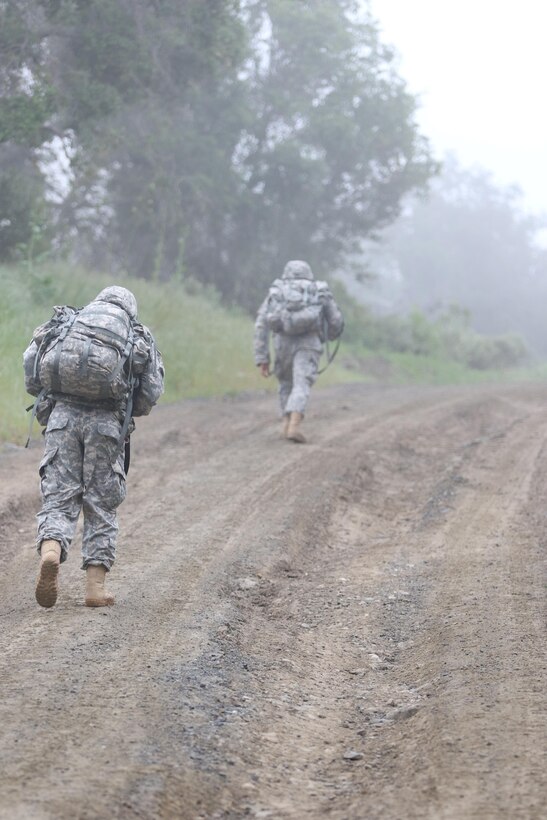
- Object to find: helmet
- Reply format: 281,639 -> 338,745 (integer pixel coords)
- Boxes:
94,286 -> 138,319
282,260 -> 314,281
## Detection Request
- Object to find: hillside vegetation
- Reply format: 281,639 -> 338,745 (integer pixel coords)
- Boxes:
3,1 -> 546,407
1,264 -> 356,443
3,264 -> 543,445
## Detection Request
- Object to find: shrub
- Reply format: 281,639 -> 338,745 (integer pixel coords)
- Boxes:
464,334 -> 528,370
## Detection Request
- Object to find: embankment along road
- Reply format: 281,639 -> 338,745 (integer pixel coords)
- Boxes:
0,383 -> 545,819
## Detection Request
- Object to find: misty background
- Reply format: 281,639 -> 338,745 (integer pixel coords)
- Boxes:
2,0 -> 547,360
361,0 -> 547,355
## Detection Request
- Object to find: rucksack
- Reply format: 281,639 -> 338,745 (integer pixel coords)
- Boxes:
36,301 -> 136,402
25,301 -> 145,454
266,278 -> 327,336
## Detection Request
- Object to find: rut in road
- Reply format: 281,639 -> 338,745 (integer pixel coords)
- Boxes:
0,384 -> 545,819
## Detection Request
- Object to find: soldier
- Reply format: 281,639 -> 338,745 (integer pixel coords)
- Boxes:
24,286 -> 165,609
254,260 -> 344,443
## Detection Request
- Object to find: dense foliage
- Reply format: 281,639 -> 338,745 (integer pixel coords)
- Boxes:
334,287 -> 528,371
0,0 -> 435,308
0,261 -> 534,444
383,156 -> 547,353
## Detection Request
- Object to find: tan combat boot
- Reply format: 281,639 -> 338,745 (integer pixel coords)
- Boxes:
286,411 -> 306,443
85,565 -> 115,607
281,414 -> 290,438
35,539 -> 62,608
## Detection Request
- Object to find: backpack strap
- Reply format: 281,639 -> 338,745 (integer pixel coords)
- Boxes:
115,374 -> 138,463
25,386 -> 50,448
114,327 -> 138,463
48,312 -> 78,393
124,439 -> 131,475
110,325 -> 135,384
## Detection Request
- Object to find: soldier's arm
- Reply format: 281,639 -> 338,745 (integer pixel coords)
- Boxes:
23,339 -> 42,396
253,297 -> 271,366
132,340 -> 165,417
323,293 -> 344,340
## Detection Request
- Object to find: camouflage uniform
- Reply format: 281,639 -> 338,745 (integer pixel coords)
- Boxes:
254,261 -> 344,416
24,287 -> 164,570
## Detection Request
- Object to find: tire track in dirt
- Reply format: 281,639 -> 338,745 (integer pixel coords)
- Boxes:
0,384 -> 545,819
179,386 -> 546,819
0,387 -> 443,818
388,402 -> 547,819
0,386 -> 456,818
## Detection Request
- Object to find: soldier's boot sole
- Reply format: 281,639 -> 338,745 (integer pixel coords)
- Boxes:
85,595 -> 115,608
35,557 -> 60,608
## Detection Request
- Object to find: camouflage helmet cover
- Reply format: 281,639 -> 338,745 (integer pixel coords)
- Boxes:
282,260 -> 314,281
93,286 -> 138,319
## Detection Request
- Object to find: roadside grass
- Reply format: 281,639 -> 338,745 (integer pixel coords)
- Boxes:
3,263 -> 546,445
340,347 -> 547,386
0,264 -> 356,444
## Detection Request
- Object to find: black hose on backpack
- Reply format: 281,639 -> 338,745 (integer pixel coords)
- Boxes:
317,336 -> 342,375
317,313 -> 343,375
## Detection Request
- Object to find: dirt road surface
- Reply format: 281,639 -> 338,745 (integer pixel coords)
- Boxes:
0,383 -> 545,820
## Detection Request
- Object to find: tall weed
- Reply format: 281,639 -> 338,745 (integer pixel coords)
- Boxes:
2,263 -> 541,445
1,264 -> 353,443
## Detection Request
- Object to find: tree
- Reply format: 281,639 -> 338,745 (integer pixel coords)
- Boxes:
385,155 -> 547,353
220,0 -> 436,307
1,0 -> 436,309
41,0 -> 247,279
0,1 -> 55,259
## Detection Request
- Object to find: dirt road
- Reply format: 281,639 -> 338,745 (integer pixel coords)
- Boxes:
0,383 -> 545,819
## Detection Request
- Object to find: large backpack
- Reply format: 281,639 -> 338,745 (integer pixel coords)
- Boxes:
266,278 -> 326,336
36,301 -> 136,402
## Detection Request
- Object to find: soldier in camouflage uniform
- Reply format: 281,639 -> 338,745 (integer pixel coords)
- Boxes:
254,260 -> 344,443
24,286 -> 165,608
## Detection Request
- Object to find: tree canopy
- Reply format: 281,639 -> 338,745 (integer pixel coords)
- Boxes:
0,0 -> 436,308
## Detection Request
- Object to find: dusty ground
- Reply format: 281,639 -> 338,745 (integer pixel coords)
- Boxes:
0,383 -> 545,820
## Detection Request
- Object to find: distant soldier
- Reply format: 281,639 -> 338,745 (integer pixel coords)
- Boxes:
24,286 -> 165,608
254,260 -> 344,442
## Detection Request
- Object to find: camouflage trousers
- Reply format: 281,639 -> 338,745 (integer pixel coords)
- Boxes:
36,403 -> 127,570
276,348 -> 321,416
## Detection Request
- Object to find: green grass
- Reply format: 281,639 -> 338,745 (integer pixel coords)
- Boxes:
340,346 -> 547,387
1,264 -> 355,443
3,263 -> 546,445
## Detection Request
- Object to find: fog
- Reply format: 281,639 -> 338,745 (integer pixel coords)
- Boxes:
361,0 -> 547,354
2,0 -> 547,357
369,0 -> 547,216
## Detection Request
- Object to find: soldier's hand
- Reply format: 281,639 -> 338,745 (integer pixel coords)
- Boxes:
258,362 -> 270,377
